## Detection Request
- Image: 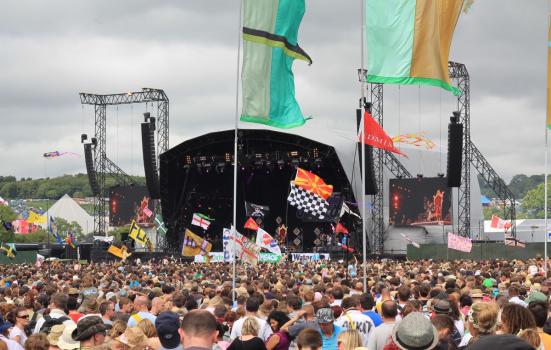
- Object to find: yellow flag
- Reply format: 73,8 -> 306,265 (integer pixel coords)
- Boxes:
107,245 -> 124,259
27,212 -> 46,224
181,229 -> 212,257
129,220 -> 148,245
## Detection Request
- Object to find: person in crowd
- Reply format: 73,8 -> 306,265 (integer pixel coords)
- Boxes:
127,296 -> 156,327
368,300 -> 398,350
137,319 -> 161,349
281,305 -> 319,341
359,293 -> 382,327
0,314 -> 23,350
55,325 -> 79,350
334,295 -> 374,346
337,329 -> 362,350
464,334 -> 535,350
388,312 -> 439,350
265,311 -> 290,350
528,300 -> 551,350
296,328 -> 322,350
316,308 -> 341,350
508,286 -> 528,308
45,324 -> 63,350
501,303 -> 537,336
460,302 -> 499,348
114,326 -> 149,350
227,317 -> 267,350
396,286 -> 411,318
155,312 -> 183,350
99,301 -> 114,326
23,334 -> 48,350
33,294 -> 74,334
7,307 -> 28,346
66,297 -> 82,325
70,316 -> 110,349
431,315 -> 456,350
230,296 -> 272,341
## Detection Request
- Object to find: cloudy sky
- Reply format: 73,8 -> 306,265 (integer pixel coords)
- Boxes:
0,1 -> 547,182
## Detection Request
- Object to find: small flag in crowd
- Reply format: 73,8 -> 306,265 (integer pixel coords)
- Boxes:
182,229 -> 212,257
447,232 -> 472,253
191,213 -> 212,230
277,225 -> 287,241
338,243 -> 354,253
255,228 -> 282,256
108,245 -> 132,261
224,227 -> 261,265
36,254 -> 44,267
27,211 -> 46,225
129,220 -> 150,245
288,183 -> 330,220
49,217 -> 64,245
0,243 -> 16,259
245,202 -> 270,218
334,223 -> 349,235
490,215 -> 511,230
65,232 -> 77,249
505,233 -> 525,248
154,215 -> 168,236
143,208 -> 153,218
294,168 -> 333,200
244,217 -> 260,231
400,233 -> 421,249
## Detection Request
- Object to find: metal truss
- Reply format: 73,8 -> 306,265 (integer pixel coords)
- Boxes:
80,88 -> 170,246
448,62 -> 516,237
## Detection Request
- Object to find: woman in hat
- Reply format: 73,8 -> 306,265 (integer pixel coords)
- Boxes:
56,325 -> 79,350
460,302 -> 499,347
45,324 -> 64,350
114,327 -> 150,350
7,307 -> 29,346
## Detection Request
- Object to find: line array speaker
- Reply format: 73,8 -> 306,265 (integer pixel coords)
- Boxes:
356,108 -> 378,195
447,113 -> 463,188
84,143 -> 100,195
141,122 -> 161,199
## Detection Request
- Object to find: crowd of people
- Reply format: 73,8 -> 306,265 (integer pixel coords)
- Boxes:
0,257 -> 548,350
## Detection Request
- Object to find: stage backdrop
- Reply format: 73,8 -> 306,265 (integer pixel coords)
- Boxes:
109,186 -> 156,227
389,177 -> 451,227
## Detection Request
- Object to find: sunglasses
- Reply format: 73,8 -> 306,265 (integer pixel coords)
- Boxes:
17,315 -> 29,319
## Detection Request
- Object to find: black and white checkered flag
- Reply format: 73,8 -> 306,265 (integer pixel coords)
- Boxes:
287,183 -> 329,220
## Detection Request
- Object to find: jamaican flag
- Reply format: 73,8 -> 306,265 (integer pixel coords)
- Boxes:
240,0 -> 312,129
0,243 -> 16,259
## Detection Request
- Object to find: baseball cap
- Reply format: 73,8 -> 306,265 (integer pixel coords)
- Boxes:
315,308 -> 334,324
155,312 -> 181,349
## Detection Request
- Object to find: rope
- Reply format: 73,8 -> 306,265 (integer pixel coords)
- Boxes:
439,89 -> 442,174
131,105 -> 134,175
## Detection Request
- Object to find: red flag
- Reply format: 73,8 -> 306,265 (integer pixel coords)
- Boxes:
335,223 -> 349,235
490,215 -> 510,229
360,111 -> 405,156
338,243 -> 354,253
294,168 -> 333,200
244,217 -> 259,231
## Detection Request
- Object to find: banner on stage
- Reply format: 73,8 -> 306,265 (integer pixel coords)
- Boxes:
223,227 -> 261,265
447,232 -> 472,253
195,252 -> 281,264
291,253 -> 330,262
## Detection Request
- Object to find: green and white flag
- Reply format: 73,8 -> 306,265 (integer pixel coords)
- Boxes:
154,215 -> 167,236
240,0 -> 312,129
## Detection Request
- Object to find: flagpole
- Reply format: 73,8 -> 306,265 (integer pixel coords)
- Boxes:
360,0 -> 367,292
545,10 -> 550,276
232,0 -> 243,304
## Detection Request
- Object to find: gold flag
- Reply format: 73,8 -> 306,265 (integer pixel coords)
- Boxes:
181,229 -> 212,257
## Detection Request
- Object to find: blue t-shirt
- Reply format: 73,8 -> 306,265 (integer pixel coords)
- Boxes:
363,311 -> 383,327
320,324 -> 342,350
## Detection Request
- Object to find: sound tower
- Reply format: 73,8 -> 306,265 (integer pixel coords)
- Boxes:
356,107 -> 378,195
83,143 -> 100,195
141,118 -> 161,199
447,112 -> 463,188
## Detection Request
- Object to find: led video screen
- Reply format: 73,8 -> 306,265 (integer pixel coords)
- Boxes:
389,177 -> 451,226
109,186 -> 156,227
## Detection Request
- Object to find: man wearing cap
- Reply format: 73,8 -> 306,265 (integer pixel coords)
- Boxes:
334,295 -> 374,346
156,312 -> 183,350
71,316 -> 110,349
391,312 -> 439,350
316,308 -> 341,350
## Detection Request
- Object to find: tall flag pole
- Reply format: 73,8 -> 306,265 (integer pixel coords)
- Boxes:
544,10 -> 550,274
361,0 -> 368,292
232,0 -> 243,304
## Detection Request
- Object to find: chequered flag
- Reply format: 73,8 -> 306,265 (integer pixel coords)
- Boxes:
287,183 -> 329,220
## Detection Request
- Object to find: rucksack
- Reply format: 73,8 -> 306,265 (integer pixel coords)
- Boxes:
24,312 -> 38,337
39,315 -> 70,334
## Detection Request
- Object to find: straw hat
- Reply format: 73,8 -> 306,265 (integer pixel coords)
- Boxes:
47,324 -> 64,346
116,326 -> 148,348
57,324 -> 80,350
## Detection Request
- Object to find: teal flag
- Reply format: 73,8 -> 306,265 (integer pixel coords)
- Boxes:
240,0 -> 312,129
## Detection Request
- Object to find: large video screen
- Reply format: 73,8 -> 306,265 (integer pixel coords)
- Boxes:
389,177 -> 451,226
109,186 -> 156,227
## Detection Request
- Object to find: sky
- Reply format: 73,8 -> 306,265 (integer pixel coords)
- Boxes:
0,0 -> 547,182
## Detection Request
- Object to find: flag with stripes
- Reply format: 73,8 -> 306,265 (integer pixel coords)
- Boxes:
129,220 -> 149,245
191,213 -> 212,230
154,215 -> 167,236
182,229 -> 212,257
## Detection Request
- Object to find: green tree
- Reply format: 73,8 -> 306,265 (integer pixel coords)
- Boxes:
521,182 -> 550,219
0,206 -> 17,242
54,218 -> 83,238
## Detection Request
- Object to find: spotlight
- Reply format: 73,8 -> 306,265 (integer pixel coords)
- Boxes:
91,137 -> 98,147
225,153 -> 232,162
277,160 -> 285,170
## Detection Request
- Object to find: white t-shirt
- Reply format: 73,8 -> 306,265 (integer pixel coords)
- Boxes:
9,327 -> 26,346
230,315 -> 273,341
335,310 -> 375,346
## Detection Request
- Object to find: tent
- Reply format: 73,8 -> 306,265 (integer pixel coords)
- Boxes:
43,194 -> 94,234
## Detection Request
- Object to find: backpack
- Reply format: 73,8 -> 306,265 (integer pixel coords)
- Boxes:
39,315 -> 70,334
24,312 -> 38,337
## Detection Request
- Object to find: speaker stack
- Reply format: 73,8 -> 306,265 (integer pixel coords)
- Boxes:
447,112 -> 464,188
141,113 -> 161,199
84,143 -> 100,195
